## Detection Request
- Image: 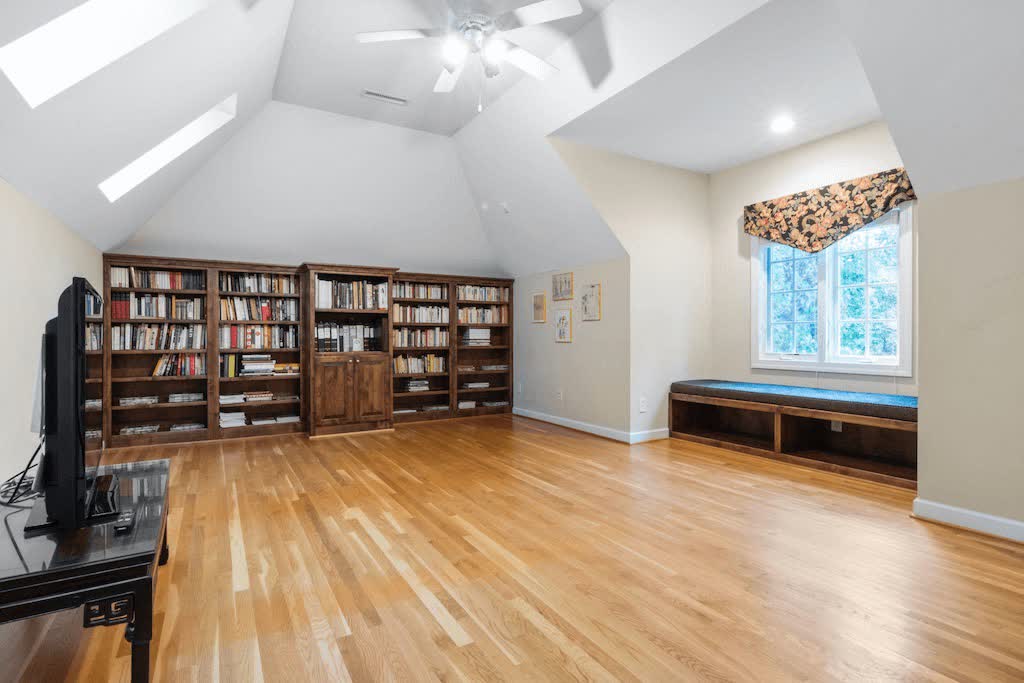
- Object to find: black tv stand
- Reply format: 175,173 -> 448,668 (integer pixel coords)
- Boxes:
24,473 -> 121,534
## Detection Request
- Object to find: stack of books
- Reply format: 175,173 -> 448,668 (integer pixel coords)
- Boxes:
404,379 -> 431,393
85,429 -> 102,441
461,329 -> 491,347
169,423 -> 204,432
119,396 -> 158,407
85,398 -> 103,411
463,381 -> 490,389
169,392 -> 204,403
250,416 -> 277,426
220,412 -> 247,428
276,415 -> 301,424
482,400 -> 509,408
480,363 -> 508,371
244,391 -> 274,402
240,354 -> 275,376
274,393 -> 299,402
120,425 -> 160,435
220,394 -> 245,405
423,404 -> 450,413
274,362 -> 300,376
458,400 -> 477,410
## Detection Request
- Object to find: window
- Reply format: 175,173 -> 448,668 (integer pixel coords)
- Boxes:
751,206 -> 913,376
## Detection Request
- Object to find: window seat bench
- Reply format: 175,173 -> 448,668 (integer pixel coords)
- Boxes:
669,380 -> 917,489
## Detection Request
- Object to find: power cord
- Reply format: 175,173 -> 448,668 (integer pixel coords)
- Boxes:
0,438 -> 43,508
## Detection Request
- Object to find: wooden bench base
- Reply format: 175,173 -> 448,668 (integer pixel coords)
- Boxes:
669,393 -> 917,489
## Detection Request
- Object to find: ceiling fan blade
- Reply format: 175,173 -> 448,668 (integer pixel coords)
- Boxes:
355,28 -> 444,43
434,63 -> 465,93
501,41 -> 558,80
496,0 -> 583,31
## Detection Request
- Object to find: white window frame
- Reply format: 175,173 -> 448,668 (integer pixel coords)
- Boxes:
750,205 -> 913,377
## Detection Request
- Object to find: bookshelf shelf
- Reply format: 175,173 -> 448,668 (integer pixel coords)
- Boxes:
112,401 -> 207,411
220,422 -> 304,439
456,323 -> 509,327
394,390 -> 450,398
111,287 -> 207,295
458,369 -> 509,375
458,345 -> 510,350
394,346 -> 449,352
219,398 -> 300,409
220,347 -> 300,353
112,317 -> 207,323
86,378 -> 103,385
219,374 -> 301,383
393,321 -> 450,327
392,297 -> 448,304
111,349 -> 206,355
219,320 -> 299,325
218,291 -> 300,299
315,308 -> 389,315
110,375 -> 208,383
394,372 -> 449,378
456,300 -> 510,305
458,386 -> 510,394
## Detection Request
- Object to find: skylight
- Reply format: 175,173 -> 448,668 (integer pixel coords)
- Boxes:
99,94 -> 237,202
0,0 -> 209,108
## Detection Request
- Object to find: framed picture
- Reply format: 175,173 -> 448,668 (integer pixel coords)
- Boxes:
554,308 -> 572,343
552,272 -> 574,300
581,283 -> 602,321
532,293 -> 546,323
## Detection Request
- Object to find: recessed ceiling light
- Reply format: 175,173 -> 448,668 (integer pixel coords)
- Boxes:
770,114 -> 795,134
0,0 -> 209,109
99,94 -> 237,202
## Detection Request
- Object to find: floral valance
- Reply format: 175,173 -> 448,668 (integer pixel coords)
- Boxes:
743,167 -> 917,252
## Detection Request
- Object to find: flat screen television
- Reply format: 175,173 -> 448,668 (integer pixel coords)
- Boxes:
28,277 -> 108,531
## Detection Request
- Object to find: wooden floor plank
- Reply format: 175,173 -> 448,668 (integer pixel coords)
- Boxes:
1,415 -> 1022,682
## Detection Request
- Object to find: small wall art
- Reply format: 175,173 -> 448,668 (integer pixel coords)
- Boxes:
532,293 -> 546,323
552,272 -> 573,301
581,283 -> 602,321
554,308 -> 572,343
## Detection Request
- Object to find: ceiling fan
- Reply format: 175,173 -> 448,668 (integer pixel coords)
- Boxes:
355,0 -> 583,93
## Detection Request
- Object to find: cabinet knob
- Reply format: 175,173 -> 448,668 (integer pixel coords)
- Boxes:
348,360 -> 353,364
356,359 -> 361,363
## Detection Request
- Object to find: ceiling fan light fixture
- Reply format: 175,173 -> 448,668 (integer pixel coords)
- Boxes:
442,35 -> 469,69
482,38 -> 509,67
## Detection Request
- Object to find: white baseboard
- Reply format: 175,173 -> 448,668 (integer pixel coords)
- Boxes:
913,498 -> 1024,543
512,408 -> 668,444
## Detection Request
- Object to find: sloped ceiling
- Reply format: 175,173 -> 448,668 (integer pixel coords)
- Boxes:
0,0 -> 294,251
554,0 -> 881,174
120,100 -> 504,275
274,0 -> 614,136
833,0 -> 1024,196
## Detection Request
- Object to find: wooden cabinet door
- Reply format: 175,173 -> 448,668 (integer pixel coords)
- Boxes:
315,358 -> 354,425
354,354 -> 390,421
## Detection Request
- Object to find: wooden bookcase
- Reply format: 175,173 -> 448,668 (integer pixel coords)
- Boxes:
97,255 -> 512,448
303,264 -> 396,436
392,273 -> 513,423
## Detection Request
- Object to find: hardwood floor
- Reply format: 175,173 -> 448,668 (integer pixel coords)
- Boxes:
3,415 -> 1023,681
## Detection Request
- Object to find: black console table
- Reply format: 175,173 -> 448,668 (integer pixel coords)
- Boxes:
0,459 -> 169,682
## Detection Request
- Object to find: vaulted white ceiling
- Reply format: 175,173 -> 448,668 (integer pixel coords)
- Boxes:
274,0 -> 615,137
2,0 -> 1023,276
554,0 -> 881,173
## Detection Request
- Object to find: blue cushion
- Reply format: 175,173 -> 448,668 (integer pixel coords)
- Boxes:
670,380 -> 917,422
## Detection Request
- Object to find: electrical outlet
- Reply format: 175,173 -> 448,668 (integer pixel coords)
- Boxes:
516,382 -> 523,395
830,420 -> 843,432
639,396 -> 649,414
555,390 -> 563,402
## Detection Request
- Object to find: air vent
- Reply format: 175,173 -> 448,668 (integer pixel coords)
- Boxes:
361,90 -> 408,106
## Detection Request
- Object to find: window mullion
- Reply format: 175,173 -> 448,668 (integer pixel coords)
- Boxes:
818,249 -> 828,364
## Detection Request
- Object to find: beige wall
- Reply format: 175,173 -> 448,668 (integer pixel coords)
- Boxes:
552,139 -> 712,439
916,177 -> 1024,528
513,258 -> 630,436
708,121 -> 918,396
0,177 -> 102,480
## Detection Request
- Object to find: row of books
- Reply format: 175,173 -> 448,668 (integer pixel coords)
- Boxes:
85,398 -> 102,411
457,363 -> 509,372
316,278 -> 388,310
461,329 -> 491,346
111,293 -> 204,321
394,282 -> 447,300
118,423 -> 205,435
153,354 -> 207,377
116,392 -> 203,407
394,405 -> 449,415
219,324 -> 298,350
85,429 -> 102,441
220,354 -> 300,378
456,285 -> 509,302
110,323 -> 206,351
220,392 -> 297,405
458,306 -> 508,324
219,297 -> 299,322
393,354 -> 445,374
463,381 -> 490,389
219,412 -> 300,428
314,323 -> 381,352
393,327 -> 449,349
85,323 -> 102,351
457,400 -> 509,410
401,379 -> 433,393
392,304 -> 449,324
85,291 -> 103,317
111,267 -> 204,290
219,272 -> 297,294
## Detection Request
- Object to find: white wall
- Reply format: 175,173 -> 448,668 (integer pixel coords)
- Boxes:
0,177 -> 102,480
914,177 -> 1024,536
514,258 -> 631,438
552,139 -> 712,440
707,121 -> 917,395
120,100 -> 503,276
